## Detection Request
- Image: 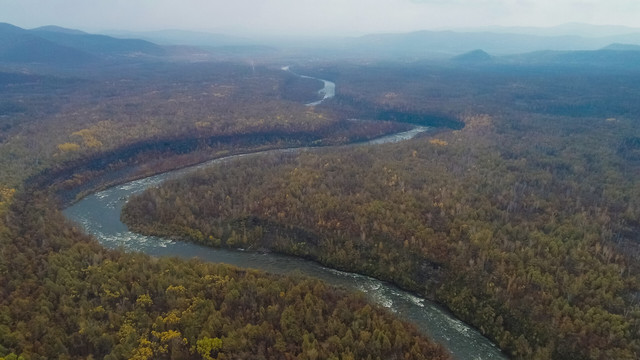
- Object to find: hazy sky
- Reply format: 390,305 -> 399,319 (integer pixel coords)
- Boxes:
2,0 -> 640,36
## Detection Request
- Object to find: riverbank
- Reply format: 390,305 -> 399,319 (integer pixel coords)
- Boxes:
59,70 -> 502,359
64,124 -> 507,360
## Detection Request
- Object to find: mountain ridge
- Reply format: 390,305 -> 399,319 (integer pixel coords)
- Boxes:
0,23 -> 167,66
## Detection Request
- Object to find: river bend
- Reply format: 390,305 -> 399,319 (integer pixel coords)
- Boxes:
63,73 -> 506,360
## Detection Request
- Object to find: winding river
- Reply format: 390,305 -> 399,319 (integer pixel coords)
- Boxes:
63,73 -> 507,360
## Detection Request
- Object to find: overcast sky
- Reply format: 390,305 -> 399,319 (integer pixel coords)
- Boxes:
2,0 -> 640,36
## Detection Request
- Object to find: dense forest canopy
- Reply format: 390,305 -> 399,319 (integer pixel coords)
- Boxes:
1,193 -> 449,360
0,61 -> 410,191
124,62 -> 640,359
3,22 -> 640,359
0,57 -> 450,359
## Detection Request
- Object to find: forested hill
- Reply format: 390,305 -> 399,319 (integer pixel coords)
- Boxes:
0,23 -> 169,66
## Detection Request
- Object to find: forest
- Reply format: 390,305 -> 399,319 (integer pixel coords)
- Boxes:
3,23 -> 640,359
1,191 -> 449,360
0,61 -> 408,192
123,62 -> 640,359
0,52 -> 449,359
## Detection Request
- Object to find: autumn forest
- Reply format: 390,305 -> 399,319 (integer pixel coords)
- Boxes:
2,22 -> 640,360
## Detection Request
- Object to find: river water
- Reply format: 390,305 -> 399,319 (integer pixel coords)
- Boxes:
63,72 -> 507,360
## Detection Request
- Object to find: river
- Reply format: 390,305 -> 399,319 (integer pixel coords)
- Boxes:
63,71 -> 507,360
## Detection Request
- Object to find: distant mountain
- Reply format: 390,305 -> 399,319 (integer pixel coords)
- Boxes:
0,23 -> 95,65
504,49 -> 640,68
6,22 -> 640,66
602,43 -> 640,51
458,23 -> 640,38
107,29 -> 253,48
100,25 -> 640,60
33,25 -> 87,35
342,30 -> 632,58
31,27 -> 166,57
536,23 -> 640,38
0,23 -> 169,67
451,49 -> 492,63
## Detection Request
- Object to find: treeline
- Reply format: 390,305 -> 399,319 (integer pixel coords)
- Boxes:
123,111 -> 640,359
0,191 -> 449,360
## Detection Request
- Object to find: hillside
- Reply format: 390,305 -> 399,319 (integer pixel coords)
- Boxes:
451,49 -> 492,63
0,23 -> 95,65
31,28 -> 166,57
0,23 -> 167,66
